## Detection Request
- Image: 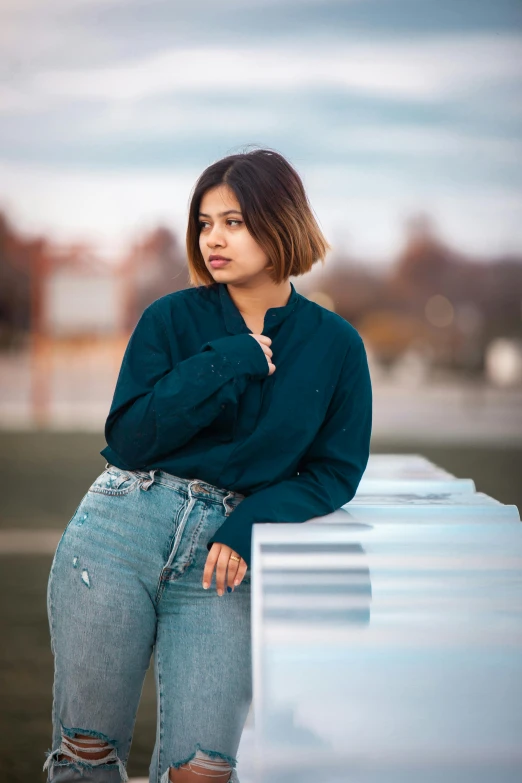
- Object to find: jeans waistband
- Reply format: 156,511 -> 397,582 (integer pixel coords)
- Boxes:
104,462 -> 245,508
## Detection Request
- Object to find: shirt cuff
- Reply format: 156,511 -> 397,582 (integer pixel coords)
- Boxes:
200,333 -> 269,380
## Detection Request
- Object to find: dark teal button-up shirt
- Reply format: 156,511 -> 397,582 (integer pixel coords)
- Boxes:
100,281 -> 372,567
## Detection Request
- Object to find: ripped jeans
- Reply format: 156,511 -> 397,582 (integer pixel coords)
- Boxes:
45,463 -> 252,783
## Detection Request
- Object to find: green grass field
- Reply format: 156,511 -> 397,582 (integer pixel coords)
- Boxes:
0,431 -> 520,782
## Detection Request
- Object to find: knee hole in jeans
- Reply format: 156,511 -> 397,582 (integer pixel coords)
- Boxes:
57,732 -> 113,762
162,747 -> 237,782
43,727 -> 128,782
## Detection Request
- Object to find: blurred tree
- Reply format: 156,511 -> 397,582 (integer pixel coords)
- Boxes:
124,226 -> 190,328
0,211 -> 45,349
298,254 -> 386,325
387,214 -> 462,306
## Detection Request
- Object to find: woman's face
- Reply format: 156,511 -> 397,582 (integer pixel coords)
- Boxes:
198,184 -> 273,284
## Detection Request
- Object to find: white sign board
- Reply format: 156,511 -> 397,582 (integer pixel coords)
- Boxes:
45,270 -> 125,335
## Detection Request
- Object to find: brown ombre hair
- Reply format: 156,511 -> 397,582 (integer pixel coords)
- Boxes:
185,146 -> 331,287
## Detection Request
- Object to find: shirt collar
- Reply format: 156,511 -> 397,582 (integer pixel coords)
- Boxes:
218,281 -> 300,336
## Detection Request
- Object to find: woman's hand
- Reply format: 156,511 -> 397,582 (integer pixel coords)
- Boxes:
249,334 -> 276,375
202,543 -> 248,595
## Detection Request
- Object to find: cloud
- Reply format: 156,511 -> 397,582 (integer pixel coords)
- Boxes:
0,9 -> 123,78
87,101 -> 285,137
1,0 -> 126,11
327,126 -> 522,166
2,34 -> 521,114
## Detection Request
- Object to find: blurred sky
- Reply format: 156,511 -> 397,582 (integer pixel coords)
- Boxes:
1,0 -> 521,263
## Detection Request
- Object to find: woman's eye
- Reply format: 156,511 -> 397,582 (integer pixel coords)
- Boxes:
198,219 -> 242,229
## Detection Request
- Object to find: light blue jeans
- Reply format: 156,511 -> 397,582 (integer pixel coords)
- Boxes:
44,463 -> 252,783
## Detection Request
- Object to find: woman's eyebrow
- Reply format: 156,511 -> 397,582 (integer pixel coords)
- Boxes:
198,210 -> 242,217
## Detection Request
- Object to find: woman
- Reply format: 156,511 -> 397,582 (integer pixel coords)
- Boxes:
44,147 -> 373,782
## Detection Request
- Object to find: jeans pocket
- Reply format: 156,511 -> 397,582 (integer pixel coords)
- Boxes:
88,465 -> 141,496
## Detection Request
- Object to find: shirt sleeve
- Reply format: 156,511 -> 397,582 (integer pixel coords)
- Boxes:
103,300 -> 270,468
206,334 -> 373,568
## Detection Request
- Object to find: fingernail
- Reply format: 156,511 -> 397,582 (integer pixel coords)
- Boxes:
234,579 -> 240,586
218,589 -> 223,596
203,582 -> 209,589
227,586 -> 232,593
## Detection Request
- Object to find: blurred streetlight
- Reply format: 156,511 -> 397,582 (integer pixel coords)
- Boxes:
425,294 -> 454,328
485,338 -> 522,387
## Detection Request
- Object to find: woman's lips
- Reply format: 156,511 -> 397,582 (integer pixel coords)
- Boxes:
210,259 -> 231,268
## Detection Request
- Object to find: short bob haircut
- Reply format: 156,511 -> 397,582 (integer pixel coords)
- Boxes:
186,146 -> 331,287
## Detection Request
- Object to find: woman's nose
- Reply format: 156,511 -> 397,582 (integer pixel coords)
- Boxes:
206,224 -> 225,246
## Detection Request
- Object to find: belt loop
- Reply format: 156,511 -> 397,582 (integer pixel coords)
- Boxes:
223,491 -> 235,516
187,479 -> 201,501
140,468 -> 158,491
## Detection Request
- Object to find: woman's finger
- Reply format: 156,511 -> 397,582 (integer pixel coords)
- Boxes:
215,547 -> 235,595
232,560 -> 248,587
202,542 -> 221,589
226,555 -> 243,590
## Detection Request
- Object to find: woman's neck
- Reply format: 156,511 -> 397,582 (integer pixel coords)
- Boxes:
226,280 -> 292,321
